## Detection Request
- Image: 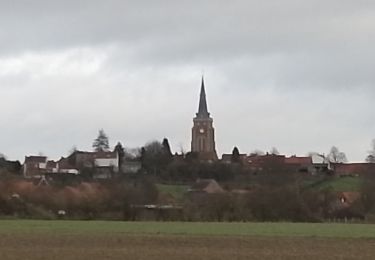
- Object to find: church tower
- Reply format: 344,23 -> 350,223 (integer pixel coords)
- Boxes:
191,77 -> 218,161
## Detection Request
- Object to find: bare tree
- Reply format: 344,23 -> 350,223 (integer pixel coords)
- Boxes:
178,143 -> 186,155
327,146 -> 347,163
124,148 -> 141,159
270,147 -> 280,155
366,155 -> 375,163
250,149 -> 265,156
68,146 -> 77,156
365,139 -> 375,163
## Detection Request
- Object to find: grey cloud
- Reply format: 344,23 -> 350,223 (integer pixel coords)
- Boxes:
1,1 -> 374,54
1,0 -> 375,161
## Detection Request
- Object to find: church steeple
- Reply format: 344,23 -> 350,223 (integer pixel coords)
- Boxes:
196,77 -> 210,118
191,77 -> 217,161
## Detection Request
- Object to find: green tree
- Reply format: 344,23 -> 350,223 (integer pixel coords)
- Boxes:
93,129 -> 110,152
114,142 -> 125,169
231,147 -> 241,163
162,138 -> 173,157
141,141 -> 163,175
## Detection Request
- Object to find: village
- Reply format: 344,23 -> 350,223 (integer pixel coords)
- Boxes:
0,138 -> 372,222
0,79 -> 374,222
20,143 -> 375,181
2,1 -> 375,259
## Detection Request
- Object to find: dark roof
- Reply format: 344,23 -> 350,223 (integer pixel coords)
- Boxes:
70,150 -> 117,160
24,156 -> 47,164
58,157 -> 77,170
93,151 -> 117,159
46,160 -> 57,169
196,77 -> 210,118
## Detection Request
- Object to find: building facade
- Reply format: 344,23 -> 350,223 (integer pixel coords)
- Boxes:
191,78 -> 218,161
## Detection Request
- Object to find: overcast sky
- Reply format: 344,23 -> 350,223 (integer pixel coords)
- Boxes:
1,0 -> 375,162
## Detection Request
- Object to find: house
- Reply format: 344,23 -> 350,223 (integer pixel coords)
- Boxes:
247,154 -> 286,172
221,153 -> 248,164
93,151 -> 119,172
68,150 -> 119,171
67,150 -> 119,179
0,157 -> 21,174
331,163 -> 375,176
23,155 -> 80,178
284,156 -> 312,165
311,154 -> 329,174
221,152 -> 321,175
92,151 -> 119,179
68,151 -> 94,168
56,157 -> 79,175
24,150 -> 124,180
23,156 -> 48,178
46,160 -> 58,173
284,156 -> 313,173
188,179 -> 225,194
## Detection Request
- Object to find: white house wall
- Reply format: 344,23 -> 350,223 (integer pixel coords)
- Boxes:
95,158 -> 119,171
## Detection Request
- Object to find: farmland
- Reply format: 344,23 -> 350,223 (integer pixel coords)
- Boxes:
0,221 -> 375,259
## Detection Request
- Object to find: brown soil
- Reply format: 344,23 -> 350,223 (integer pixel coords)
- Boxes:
0,233 -> 374,260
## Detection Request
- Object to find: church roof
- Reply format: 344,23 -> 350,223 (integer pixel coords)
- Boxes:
196,77 -> 210,118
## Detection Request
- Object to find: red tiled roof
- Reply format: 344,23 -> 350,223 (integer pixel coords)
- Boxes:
247,154 -> 286,165
332,163 -> 375,175
338,191 -> 361,204
285,156 -> 312,165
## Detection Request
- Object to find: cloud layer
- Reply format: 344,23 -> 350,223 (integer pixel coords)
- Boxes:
1,0 -> 374,161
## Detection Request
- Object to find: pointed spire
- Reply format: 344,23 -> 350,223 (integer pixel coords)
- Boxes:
196,76 -> 210,118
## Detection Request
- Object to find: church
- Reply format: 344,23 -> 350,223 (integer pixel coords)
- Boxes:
191,78 -> 218,161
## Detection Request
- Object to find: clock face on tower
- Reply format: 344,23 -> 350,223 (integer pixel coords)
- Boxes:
199,128 -> 205,134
